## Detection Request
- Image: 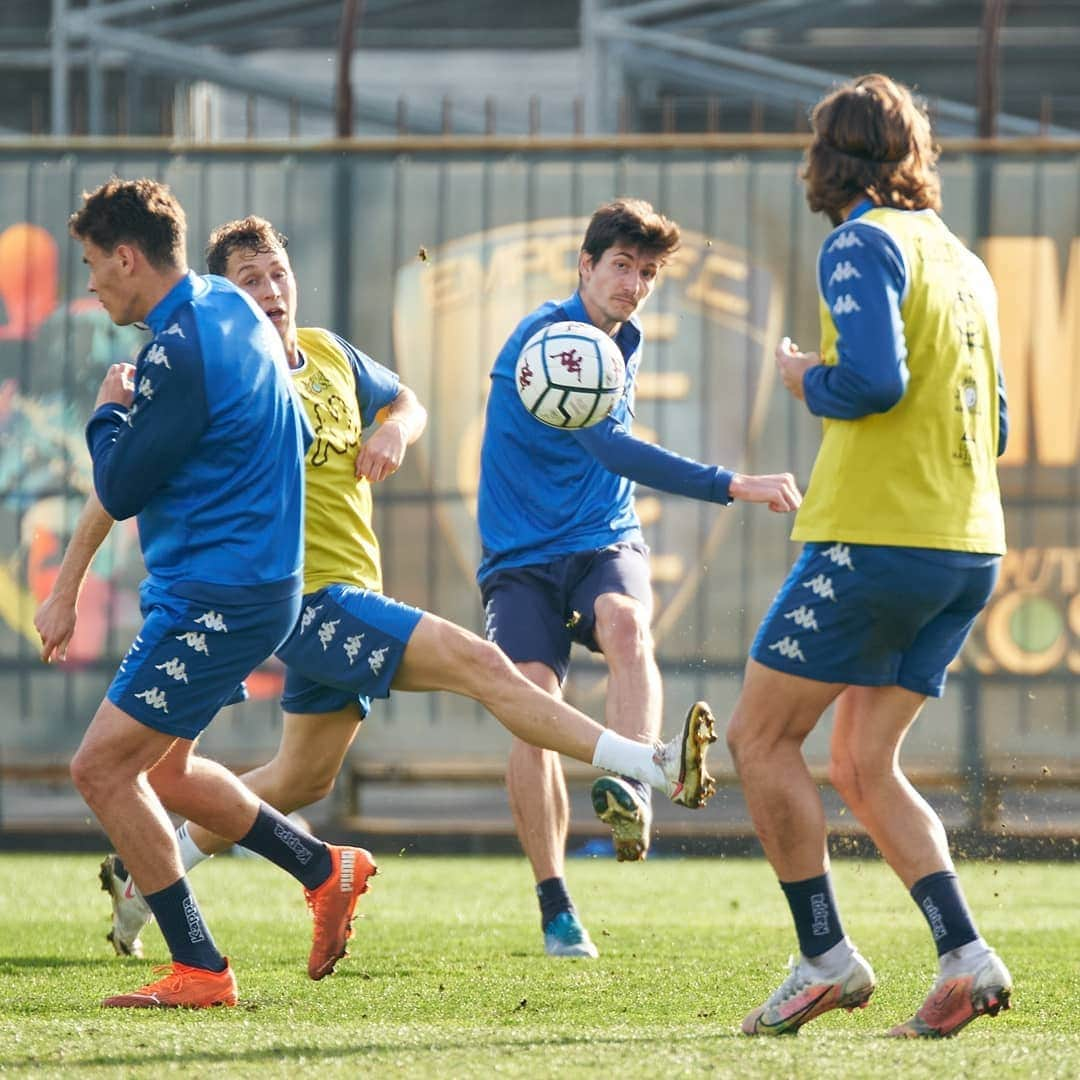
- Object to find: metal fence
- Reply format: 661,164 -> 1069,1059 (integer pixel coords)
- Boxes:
0,136 -> 1076,834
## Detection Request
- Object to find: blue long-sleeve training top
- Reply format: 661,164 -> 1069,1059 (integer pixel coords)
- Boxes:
86,271 -> 310,595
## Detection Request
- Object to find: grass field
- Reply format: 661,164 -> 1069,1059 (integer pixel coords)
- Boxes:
1,853 -> 1077,1078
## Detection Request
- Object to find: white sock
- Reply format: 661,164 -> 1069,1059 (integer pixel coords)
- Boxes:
803,936 -> 856,979
176,821 -> 212,873
591,730 -> 667,793
939,937 -> 990,977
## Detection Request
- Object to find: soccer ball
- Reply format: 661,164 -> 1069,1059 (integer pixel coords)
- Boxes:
514,320 -> 625,429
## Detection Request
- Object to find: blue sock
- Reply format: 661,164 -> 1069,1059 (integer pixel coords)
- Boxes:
910,870 -> 979,956
537,876 -> 574,930
237,804 -> 332,890
780,873 -> 845,958
143,877 -> 226,972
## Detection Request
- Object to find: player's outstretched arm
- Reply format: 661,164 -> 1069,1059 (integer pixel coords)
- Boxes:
355,385 -> 428,484
728,472 -> 802,513
34,492 -> 114,663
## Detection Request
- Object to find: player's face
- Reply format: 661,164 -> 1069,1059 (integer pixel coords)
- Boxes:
81,239 -> 141,326
578,244 -> 661,332
224,246 -> 297,345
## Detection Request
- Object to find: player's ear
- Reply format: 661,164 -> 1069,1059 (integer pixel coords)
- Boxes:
113,243 -> 139,276
578,250 -> 593,279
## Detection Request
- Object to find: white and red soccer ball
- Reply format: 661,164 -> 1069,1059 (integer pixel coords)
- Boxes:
514,320 -> 625,429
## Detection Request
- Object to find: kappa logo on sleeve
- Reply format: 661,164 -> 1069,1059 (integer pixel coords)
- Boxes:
144,344 -> 171,368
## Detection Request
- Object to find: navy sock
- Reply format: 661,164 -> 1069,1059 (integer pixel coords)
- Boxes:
143,877 -> 226,972
537,876 -> 574,930
237,804 -> 332,890
910,870 -> 979,956
780,873 -> 845,958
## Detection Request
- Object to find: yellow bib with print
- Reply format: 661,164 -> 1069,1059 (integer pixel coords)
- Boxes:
293,327 -> 382,593
791,208 -> 1006,554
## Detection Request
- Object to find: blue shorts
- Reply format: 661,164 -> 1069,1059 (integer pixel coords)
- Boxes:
479,541 -> 652,684
750,542 -> 1000,697
108,580 -> 301,741
276,584 -> 424,716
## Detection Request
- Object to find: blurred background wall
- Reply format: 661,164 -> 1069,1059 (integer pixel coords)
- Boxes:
0,1 -> 1076,844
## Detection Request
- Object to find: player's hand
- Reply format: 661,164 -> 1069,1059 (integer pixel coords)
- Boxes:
94,363 -> 136,409
34,591 -> 77,663
729,472 -> 802,513
355,418 -> 408,483
775,337 -> 820,401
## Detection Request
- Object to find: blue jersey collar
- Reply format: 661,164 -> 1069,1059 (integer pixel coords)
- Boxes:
563,290 -> 641,360
846,197 -> 876,222
145,270 -> 207,334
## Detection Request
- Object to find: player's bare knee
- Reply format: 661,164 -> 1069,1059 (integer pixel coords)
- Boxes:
828,754 -> 862,808
593,596 -> 652,662
463,634 -> 516,692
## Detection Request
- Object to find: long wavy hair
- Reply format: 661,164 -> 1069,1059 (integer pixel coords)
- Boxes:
802,73 -> 942,225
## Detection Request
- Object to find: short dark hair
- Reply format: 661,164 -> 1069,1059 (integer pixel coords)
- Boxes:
68,177 -> 186,270
802,73 -> 942,224
205,215 -> 289,277
581,198 -> 681,265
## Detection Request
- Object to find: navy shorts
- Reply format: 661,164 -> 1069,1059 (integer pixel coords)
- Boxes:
276,584 -> 424,716
479,541 -> 652,684
750,542 -> 1000,697
108,580 -> 301,741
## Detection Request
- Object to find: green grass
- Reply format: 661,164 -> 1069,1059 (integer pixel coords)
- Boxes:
0,854 -> 1077,1077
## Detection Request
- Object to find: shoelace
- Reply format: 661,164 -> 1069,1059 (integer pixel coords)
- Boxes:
137,964 -> 186,994
765,957 -> 816,1008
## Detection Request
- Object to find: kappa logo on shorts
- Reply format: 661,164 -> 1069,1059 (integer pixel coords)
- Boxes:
367,645 -> 389,675
318,618 -> 340,650
802,573 -> 838,601
783,605 -> 819,631
343,633 -> 365,664
175,630 -> 210,655
134,686 -> 170,712
767,635 -> 806,662
155,657 -> 190,683
823,543 -> 855,570
483,601 -> 497,642
162,322 -> 186,339
137,375 -> 155,400
194,610 -> 229,633
301,604 -> 322,632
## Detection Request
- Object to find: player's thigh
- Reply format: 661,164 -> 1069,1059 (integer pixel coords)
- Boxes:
393,611 -> 512,696
479,563 -> 573,683
278,584 -> 422,712
728,657 -> 843,754
829,684 -> 927,781
273,706 -> 364,783
569,541 -> 653,654
73,696 -> 181,784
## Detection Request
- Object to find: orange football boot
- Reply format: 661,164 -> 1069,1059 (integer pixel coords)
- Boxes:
305,845 -> 377,980
102,960 -> 238,1008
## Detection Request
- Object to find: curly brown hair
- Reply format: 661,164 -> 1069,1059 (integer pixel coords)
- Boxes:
581,197 -> 681,265
802,74 -> 941,225
68,177 -> 186,269
205,215 -> 289,276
